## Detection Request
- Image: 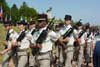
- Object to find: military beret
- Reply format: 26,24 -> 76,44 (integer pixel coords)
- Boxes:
17,20 -> 27,25
64,15 -> 72,21
37,14 -> 48,22
85,23 -> 90,29
29,20 -> 36,25
76,22 -> 83,26
4,21 -> 12,26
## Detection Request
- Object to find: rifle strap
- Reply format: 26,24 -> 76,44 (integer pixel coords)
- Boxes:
17,31 -> 26,42
31,29 -> 36,35
63,27 -> 73,38
78,30 -> 85,38
87,32 -> 91,38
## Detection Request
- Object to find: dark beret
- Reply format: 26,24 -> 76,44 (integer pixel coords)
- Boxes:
76,22 -> 83,26
17,20 -> 27,25
4,21 -> 12,26
38,14 -> 48,22
29,20 -> 36,25
64,15 -> 72,21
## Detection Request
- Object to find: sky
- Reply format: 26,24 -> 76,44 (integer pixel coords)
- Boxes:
6,0 -> 100,25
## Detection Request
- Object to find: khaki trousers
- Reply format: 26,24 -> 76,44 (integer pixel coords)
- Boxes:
36,51 -> 51,67
17,51 -> 29,67
64,46 -> 74,67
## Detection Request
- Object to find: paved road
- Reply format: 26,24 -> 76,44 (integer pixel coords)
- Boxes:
0,63 -> 93,67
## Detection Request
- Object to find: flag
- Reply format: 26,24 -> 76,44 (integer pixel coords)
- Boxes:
0,6 -> 3,21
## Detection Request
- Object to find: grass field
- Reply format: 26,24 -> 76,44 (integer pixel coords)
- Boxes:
0,23 -> 6,63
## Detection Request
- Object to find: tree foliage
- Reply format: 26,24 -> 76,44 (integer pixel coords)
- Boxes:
19,2 -> 38,22
0,1 -> 38,23
11,4 -> 20,23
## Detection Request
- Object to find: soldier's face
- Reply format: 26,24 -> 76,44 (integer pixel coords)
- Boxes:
17,24 -> 25,31
29,24 -> 35,30
65,20 -> 71,25
38,21 -> 47,28
86,29 -> 90,32
4,25 -> 11,30
78,26 -> 82,30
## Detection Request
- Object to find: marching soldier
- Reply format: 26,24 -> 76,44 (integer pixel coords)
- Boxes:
28,20 -> 37,67
28,20 -> 36,34
12,20 -> 33,67
54,23 -> 64,67
31,14 -> 58,67
73,21 -> 85,67
84,24 -> 94,66
58,15 -> 74,67
0,21 -> 18,67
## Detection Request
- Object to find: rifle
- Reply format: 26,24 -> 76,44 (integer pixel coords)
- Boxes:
31,29 -> 37,35
4,31 -> 10,49
5,31 -> 26,62
73,19 -> 84,48
74,30 -> 85,47
73,30 -> 85,61
63,28 -> 73,39
35,17 -> 55,51
84,32 -> 92,67
61,27 -> 73,49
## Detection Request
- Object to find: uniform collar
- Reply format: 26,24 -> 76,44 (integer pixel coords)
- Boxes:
65,24 -> 71,28
39,26 -> 47,31
20,29 -> 25,34
30,28 -> 35,32
78,29 -> 82,33
8,29 -> 14,33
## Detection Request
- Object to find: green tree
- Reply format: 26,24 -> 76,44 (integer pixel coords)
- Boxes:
19,2 -> 37,22
11,4 -> 20,24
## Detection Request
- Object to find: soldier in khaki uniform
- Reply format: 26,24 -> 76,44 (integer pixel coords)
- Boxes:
28,21 -> 36,67
31,14 -> 58,67
73,22 -> 85,67
13,20 -> 33,67
0,21 -> 18,67
84,24 -> 94,65
58,15 -> 74,67
54,23 -> 64,67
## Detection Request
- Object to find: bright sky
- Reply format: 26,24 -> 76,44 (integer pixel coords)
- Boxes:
6,0 -> 100,25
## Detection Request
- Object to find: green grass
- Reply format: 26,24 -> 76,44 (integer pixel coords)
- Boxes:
0,23 -> 6,63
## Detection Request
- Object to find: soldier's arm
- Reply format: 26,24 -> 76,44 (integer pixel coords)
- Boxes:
49,30 -> 58,42
73,29 -> 81,45
0,41 -> 12,55
3,41 -> 8,46
59,36 -> 69,43
26,33 -> 35,48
